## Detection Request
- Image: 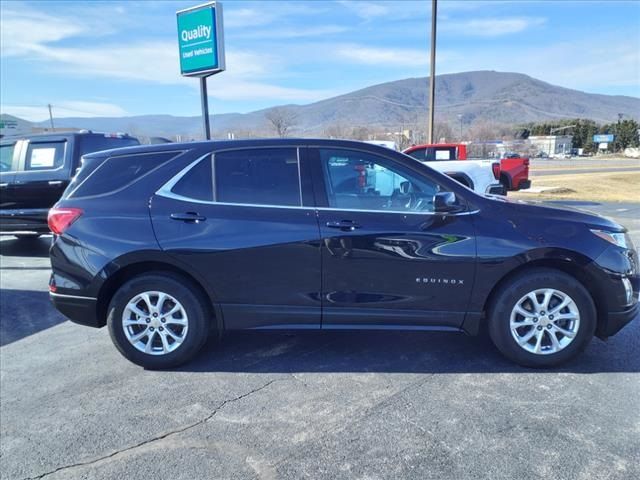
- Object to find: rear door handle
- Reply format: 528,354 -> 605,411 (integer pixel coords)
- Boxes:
326,220 -> 361,231
170,212 -> 206,223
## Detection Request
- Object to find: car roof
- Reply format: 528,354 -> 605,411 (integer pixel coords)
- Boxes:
82,138 -> 404,158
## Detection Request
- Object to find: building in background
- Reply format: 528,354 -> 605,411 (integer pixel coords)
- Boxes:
528,135 -> 574,157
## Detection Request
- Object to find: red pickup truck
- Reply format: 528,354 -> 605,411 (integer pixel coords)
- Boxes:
403,143 -> 531,192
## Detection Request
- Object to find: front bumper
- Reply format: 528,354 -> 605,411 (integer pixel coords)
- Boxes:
598,302 -> 638,338
0,209 -> 50,233
49,291 -> 101,328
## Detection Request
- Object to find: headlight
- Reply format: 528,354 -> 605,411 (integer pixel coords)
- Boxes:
590,230 -> 633,249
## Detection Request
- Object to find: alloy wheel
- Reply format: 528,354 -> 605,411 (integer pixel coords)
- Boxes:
122,291 -> 189,355
509,288 -> 580,355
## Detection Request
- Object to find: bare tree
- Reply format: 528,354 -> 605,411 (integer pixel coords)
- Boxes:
324,122 -> 348,139
433,123 -> 454,144
265,107 -> 297,138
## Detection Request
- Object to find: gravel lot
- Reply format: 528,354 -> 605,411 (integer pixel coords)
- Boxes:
1,201 -> 638,480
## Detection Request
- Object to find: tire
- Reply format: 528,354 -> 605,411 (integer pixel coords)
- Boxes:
488,268 -> 596,368
107,273 -> 211,369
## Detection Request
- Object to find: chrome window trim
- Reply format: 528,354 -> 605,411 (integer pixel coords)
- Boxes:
156,152 -> 212,201
155,146 -> 478,217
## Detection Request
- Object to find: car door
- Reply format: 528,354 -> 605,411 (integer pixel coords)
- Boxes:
310,147 -> 477,329
12,136 -> 71,210
151,146 -> 322,330
0,140 -> 20,208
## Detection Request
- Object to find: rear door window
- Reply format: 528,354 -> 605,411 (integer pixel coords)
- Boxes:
25,141 -> 66,170
171,156 -> 213,201
214,148 -> 300,206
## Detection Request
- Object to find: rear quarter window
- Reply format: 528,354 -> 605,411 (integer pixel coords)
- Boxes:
68,151 -> 178,198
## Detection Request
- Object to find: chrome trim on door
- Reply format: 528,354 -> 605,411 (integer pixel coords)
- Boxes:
49,292 -> 97,301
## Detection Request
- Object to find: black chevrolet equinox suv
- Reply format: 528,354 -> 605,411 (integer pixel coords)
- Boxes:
48,139 -> 638,369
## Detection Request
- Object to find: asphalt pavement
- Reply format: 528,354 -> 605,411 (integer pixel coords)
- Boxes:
1,201 -> 638,480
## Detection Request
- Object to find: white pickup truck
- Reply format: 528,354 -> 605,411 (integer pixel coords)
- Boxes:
365,140 -> 505,195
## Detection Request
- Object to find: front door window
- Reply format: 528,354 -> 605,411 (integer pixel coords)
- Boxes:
320,148 -> 441,213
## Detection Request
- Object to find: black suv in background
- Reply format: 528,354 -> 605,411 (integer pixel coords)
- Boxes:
0,131 -> 139,237
48,139 -> 638,369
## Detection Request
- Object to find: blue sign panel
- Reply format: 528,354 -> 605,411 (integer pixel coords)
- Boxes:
593,134 -> 614,143
177,2 -> 225,77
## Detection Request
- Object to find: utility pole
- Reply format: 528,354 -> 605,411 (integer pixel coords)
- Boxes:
427,0 -> 437,144
47,104 -> 55,130
457,114 -> 463,141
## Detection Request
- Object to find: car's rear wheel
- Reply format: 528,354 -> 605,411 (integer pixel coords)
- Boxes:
107,273 -> 210,369
488,268 -> 596,367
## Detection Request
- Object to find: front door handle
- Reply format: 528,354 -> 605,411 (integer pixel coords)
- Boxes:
326,220 -> 361,231
170,212 -> 206,223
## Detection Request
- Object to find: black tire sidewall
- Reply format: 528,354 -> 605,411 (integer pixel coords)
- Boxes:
107,273 -> 209,369
489,268 -> 596,367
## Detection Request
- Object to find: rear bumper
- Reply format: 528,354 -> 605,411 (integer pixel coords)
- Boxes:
0,209 -> 50,233
49,292 -> 102,328
516,179 -> 532,190
486,184 -> 506,195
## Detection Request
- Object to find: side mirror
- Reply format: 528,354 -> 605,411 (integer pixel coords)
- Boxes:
433,191 -> 463,213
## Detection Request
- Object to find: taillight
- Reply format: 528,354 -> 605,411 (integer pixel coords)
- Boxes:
492,162 -> 501,180
48,207 -> 83,235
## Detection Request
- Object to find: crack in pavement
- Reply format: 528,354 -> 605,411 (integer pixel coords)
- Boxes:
21,379 -> 279,480
271,372 -> 438,471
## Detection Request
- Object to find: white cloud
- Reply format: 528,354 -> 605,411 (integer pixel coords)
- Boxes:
439,16 -> 547,36
235,25 -> 350,40
206,81 -> 334,102
334,44 -> 428,67
0,4 -> 332,105
1,101 -> 128,122
0,9 -> 86,56
337,1 -> 390,20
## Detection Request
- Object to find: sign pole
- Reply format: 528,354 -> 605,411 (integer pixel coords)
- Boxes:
427,0 -> 437,144
200,77 -> 211,140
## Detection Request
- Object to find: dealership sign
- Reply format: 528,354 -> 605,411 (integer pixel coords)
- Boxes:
593,134 -> 614,143
177,2 -> 225,77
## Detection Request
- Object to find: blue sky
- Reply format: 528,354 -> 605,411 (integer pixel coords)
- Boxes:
1,0 -> 639,121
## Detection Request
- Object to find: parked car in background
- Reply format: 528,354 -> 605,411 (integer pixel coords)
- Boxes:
48,139 -> 638,369
365,140 -> 503,195
0,131 -> 139,237
404,143 -> 531,192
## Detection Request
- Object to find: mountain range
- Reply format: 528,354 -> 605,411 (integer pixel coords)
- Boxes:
2,71 -> 639,139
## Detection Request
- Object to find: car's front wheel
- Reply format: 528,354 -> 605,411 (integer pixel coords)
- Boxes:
488,268 -> 596,367
107,273 -> 210,369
